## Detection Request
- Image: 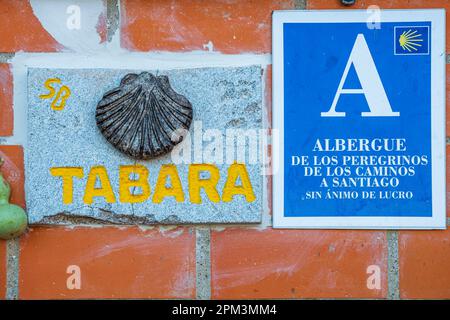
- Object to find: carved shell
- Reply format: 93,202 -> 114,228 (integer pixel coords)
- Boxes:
96,72 -> 193,160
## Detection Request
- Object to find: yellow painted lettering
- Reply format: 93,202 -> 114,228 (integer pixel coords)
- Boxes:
51,85 -> 71,111
83,166 -> 116,204
188,164 -> 220,204
39,78 -> 60,99
119,165 -> 150,203
152,164 -> 184,203
222,163 -> 255,202
50,167 -> 84,204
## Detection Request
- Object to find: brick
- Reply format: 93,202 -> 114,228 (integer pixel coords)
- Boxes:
19,227 -> 196,299
0,241 -> 5,299
211,228 -> 387,299
121,0 -> 294,53
399,229 -> 450,298
0,146 -> 25,209
307,0 -> 450,53
0,65 -> 13,137
0,0 -> 62,52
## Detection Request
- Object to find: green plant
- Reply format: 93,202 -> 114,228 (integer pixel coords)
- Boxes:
0,158 -> 27,240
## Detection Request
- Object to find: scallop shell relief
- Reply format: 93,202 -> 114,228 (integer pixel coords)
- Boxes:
96,72 -> 193,160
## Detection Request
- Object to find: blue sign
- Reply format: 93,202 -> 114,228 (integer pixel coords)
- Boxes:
273,10 -> 446,229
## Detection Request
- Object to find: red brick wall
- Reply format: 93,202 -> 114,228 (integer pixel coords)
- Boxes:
0,0 -> 448,300
19,227 -> 196,299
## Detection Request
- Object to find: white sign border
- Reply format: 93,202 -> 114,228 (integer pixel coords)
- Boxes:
272,9 -> 446,229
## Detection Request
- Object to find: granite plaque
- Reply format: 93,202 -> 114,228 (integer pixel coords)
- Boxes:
26,67 -> 264,224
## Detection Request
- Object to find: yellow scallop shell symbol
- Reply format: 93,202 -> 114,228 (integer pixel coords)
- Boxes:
398,29 -> 423,52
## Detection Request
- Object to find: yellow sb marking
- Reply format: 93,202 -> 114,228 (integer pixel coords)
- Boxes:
39,78 -> 71,111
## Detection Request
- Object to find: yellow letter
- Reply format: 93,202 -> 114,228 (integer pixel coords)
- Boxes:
119,165 -> 150,203
39,78 -> 60,99
51,85 -> 71,111
222,163 -> 255,202
83,166 -> 116,204
50,167 -> 84,204
153,165 -> 184,204
188,164 -> 220,204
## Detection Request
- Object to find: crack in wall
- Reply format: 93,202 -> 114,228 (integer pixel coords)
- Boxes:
38,211 -> 182,225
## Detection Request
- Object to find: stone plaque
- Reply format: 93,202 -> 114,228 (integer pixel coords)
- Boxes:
26,66 -> 264,224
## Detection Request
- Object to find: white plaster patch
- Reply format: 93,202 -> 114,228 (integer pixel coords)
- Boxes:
30,0 -> 106,52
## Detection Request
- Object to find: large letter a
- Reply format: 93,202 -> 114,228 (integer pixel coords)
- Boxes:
321,34 -> 399,117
